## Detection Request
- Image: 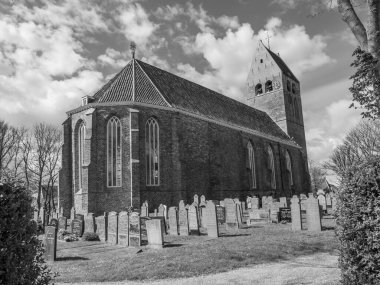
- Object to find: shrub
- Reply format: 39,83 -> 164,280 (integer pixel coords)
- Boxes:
82,232 -> 100,241
0,182 -> 53,284
336,161 -> 380,284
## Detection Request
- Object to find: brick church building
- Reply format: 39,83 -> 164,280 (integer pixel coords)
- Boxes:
58,41 -> 310,216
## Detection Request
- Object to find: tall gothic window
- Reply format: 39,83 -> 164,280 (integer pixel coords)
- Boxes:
267,146 -> 276,189
247,142 -> 257,189
78,122 -> 85,190
107,117 -> 122,187
285,151 -> 293,188
146,117 -> 159,186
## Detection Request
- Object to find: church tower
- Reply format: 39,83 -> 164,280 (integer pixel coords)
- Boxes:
246,41 -> 307,157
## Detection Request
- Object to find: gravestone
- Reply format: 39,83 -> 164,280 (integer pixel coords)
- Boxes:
199,204 -> 207,228
44,226 -> 57,261
70,207 -> 75,220
219,200 -> 225,207
146,219 -> 164,249
188,204 -> 200,235
235,202 -> 243,227
246,196 -> 252,208
270,202 -> 281,223
205,201 -> 219,238
95,213 -> 107,242
224,199 -> 238,232
75,214 -> 84,221
317,194 -> 327,212
49,218 -> 59,229
306,196 -> 322,232
118,211 -> 129,246
326,193 -> 332,206
168,207 -> 179,235
262,196 -> 268,210
154,209 -> 158,216
107,212 -> 118,244
178,201 -> 189,236
71,219 -> 84,237
290,196 -> 302,231
140,216 -> 149,239
279,207 -> 292,223
247,209 -> 271,225
200,195 -> 206,204
163,205 -> 168,222
193,194 -> 199,206
129,212 -> 141,247
141,201 -> 148,217
279,197 -> 288,207
251,196 -> 259,210
84,213 -> 95,233
216,205 -> 225,225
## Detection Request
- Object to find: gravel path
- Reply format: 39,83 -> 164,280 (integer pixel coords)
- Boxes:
59,252 -> 339,285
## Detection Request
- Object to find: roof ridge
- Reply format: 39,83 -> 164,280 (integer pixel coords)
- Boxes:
136,59 -> 272,118
265,47 -> 299,83
135,59 -> 172,107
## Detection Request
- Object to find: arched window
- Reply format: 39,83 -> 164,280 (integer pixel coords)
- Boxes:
78,122 -> 86,190
246,142 -> 256,189
294,98 -> 300,119
267,146 -> 276,189
107,117 -> 122,187
255,83 -> 263,95
265,80 -> 273,92
146,118 -> 159,186
285,151 -> 293,188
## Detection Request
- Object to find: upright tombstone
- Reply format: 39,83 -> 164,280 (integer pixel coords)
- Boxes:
107,211 -> 118,245
270,202 -> 281,223
178,201 -> 189,236
141,201 -> 149,217
168,207 -> 179,236
129,212 -> 141,247
219,200 -> 225,207
290,196 -> 302,231
49,218 -> 59,229
279,197 -> 288,208
44,226 -> 57,261
205,201 -> 219,238
262,196 -> 268,210
306,196 -> 322,232
188,204 -> 200,235
246,197 -> 252,209
193,194 -> 199,206
200,195 -> 206,204
70,207 -> 75,220
146,219 -> 164,249
224,198 -> 238,233
118,211 -> 129,246
235,202 -> 243,227
71,218 -> 84,237
199,204 -> 207,228
251,196 -> 259,210
158,204 -> 165,217
95,212 -> 108,242
317,194 -> 327,212
216,205 -> 225,225
85,213 -> 95,233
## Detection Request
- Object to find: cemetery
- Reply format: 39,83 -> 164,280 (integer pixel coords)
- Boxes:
39,193 -> 338,283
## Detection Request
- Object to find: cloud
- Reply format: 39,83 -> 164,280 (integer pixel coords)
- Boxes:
98,48 -> 128,68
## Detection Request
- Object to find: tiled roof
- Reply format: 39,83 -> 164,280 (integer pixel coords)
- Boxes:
266,48 -> 299,83
91,58 -> 293,142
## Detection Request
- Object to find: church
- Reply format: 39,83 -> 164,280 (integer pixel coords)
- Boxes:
58,41 -> 310,216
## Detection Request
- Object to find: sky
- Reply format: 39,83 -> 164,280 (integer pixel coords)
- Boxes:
0,0 -> 365,167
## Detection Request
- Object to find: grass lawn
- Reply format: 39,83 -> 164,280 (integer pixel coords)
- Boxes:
50,218 -> 338,283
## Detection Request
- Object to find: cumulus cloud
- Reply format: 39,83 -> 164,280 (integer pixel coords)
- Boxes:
98,48 -> 128,68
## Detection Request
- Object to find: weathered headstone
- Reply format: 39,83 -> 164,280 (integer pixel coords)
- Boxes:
246,209 -> 271,225
95,213 -> 107,242
50,218 -> 59,229
129,212 -> 141,247
141,201 -> 148,217
279,207 -> 292,223
219,200 -> 225,207
306,196 -> 322,232
193,194 -> 199,206
216,205 -> 225,224
158,204 -> 165,217
118,211 -> 129,246
107,211 -> 118,244
246,196 -> 252,209
146,219 -> 164,249
168,207 -> 179,235
71,218 -> 84,237
178,201 -> 189,236
279,197 -> 288,208
317,194 -> 327,212
84,213 -> 95,233
200,195 -> 206,204
75,213 -> 84,221
290,196 -> 302,231
188,204 -> 200,235
199,204 -> 207,228
270,202 -> 281,223
44,226 -> 57,261
262,196 -> 268,210
251,196 -> 259,210
58,216 -> 67,231
224,198 -> 238,233
236,202 -> 243,227
205,201 -> 219,238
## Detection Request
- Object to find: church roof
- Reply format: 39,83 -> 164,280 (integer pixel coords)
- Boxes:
265,47 -> 299,83
77,58 -> 297,144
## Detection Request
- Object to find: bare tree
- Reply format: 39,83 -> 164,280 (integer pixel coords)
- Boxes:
309,160 -> 328,192
325,119 -> 380,180
0,120 -> 19,180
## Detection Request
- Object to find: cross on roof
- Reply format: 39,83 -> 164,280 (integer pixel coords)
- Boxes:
130,41 -> 136,59
265,31 -> 272,50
